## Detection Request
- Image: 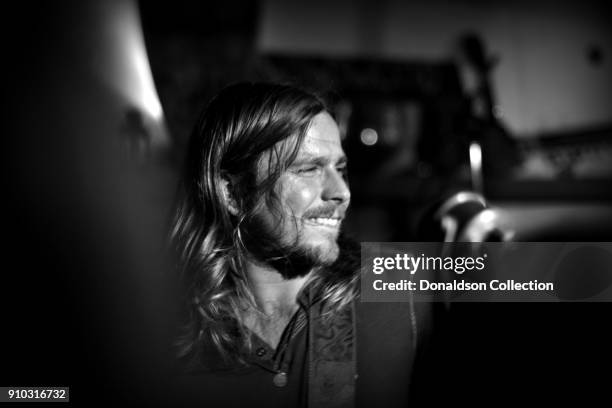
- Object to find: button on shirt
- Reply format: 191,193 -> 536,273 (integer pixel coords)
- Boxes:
245,295 -> 310,398
175,296 -> 423,408
178,291 -> 311,408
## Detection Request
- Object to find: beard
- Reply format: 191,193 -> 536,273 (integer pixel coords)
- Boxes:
240,210 -> 341,280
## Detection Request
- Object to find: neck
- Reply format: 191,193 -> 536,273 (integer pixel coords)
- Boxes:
244,259 -> 312,316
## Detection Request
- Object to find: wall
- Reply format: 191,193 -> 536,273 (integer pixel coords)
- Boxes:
257,0 -> 612,137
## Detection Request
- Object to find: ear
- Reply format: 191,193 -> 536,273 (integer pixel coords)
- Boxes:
220,176 -> 240,216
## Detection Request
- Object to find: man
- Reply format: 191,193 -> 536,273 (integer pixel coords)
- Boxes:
169,82 -> 434,407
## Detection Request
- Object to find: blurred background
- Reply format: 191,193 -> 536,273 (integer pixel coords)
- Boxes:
4,0 -> 612,405
139,0 -> 612,242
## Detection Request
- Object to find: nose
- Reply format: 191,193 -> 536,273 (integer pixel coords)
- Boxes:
322,167 -> 351,205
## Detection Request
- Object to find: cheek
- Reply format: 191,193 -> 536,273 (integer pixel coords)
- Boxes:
283,181 -> 318,216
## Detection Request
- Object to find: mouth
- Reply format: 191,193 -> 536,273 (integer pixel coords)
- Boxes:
304,217 -> 342,229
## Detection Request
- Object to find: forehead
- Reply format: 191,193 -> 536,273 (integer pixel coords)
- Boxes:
296,111 -> 344,160
255,112 -> 344,179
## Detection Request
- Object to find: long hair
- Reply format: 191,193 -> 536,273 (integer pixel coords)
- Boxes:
169,82 -> 358,367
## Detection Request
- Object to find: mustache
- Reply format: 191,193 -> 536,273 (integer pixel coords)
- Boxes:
302,204 -> 344,219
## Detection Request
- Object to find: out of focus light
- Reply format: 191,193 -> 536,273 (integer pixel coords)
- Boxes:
132,47 -> 163,120
462,209 -> 498,242
476,208 -> 496,225
469,141 -> 483,193
98,1 -> 168,147
115,1 -> 163,121
462,208 -> 515,242
360,128 -> 378,146
469,142 -> 482,169
436,191 -> 487,218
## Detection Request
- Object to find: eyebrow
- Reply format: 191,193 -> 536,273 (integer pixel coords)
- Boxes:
291,154 -> 347,166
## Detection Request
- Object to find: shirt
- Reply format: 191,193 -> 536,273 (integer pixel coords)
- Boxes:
174,286 -> 356,408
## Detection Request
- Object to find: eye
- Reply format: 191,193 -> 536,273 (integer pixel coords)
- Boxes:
295,165 -> 321,176
336,164 -> 348,177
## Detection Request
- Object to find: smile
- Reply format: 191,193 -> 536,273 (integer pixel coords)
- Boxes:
306,217 -> 341,228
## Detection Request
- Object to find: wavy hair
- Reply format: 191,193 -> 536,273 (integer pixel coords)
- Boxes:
169,82 -> 358,367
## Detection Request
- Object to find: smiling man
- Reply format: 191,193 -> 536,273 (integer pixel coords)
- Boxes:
169,82 -> 433,407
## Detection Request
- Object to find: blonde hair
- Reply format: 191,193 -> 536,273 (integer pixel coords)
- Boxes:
169,82 -> 358,366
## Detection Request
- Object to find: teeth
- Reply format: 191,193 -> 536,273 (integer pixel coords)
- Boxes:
309,218 -> 340,227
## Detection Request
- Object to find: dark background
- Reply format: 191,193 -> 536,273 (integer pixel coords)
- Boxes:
4,0 -> 612,405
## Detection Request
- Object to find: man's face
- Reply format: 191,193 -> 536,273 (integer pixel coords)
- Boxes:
255,112 -> 351,269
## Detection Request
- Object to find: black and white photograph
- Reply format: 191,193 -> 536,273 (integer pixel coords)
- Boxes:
4,0 -> 612,406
